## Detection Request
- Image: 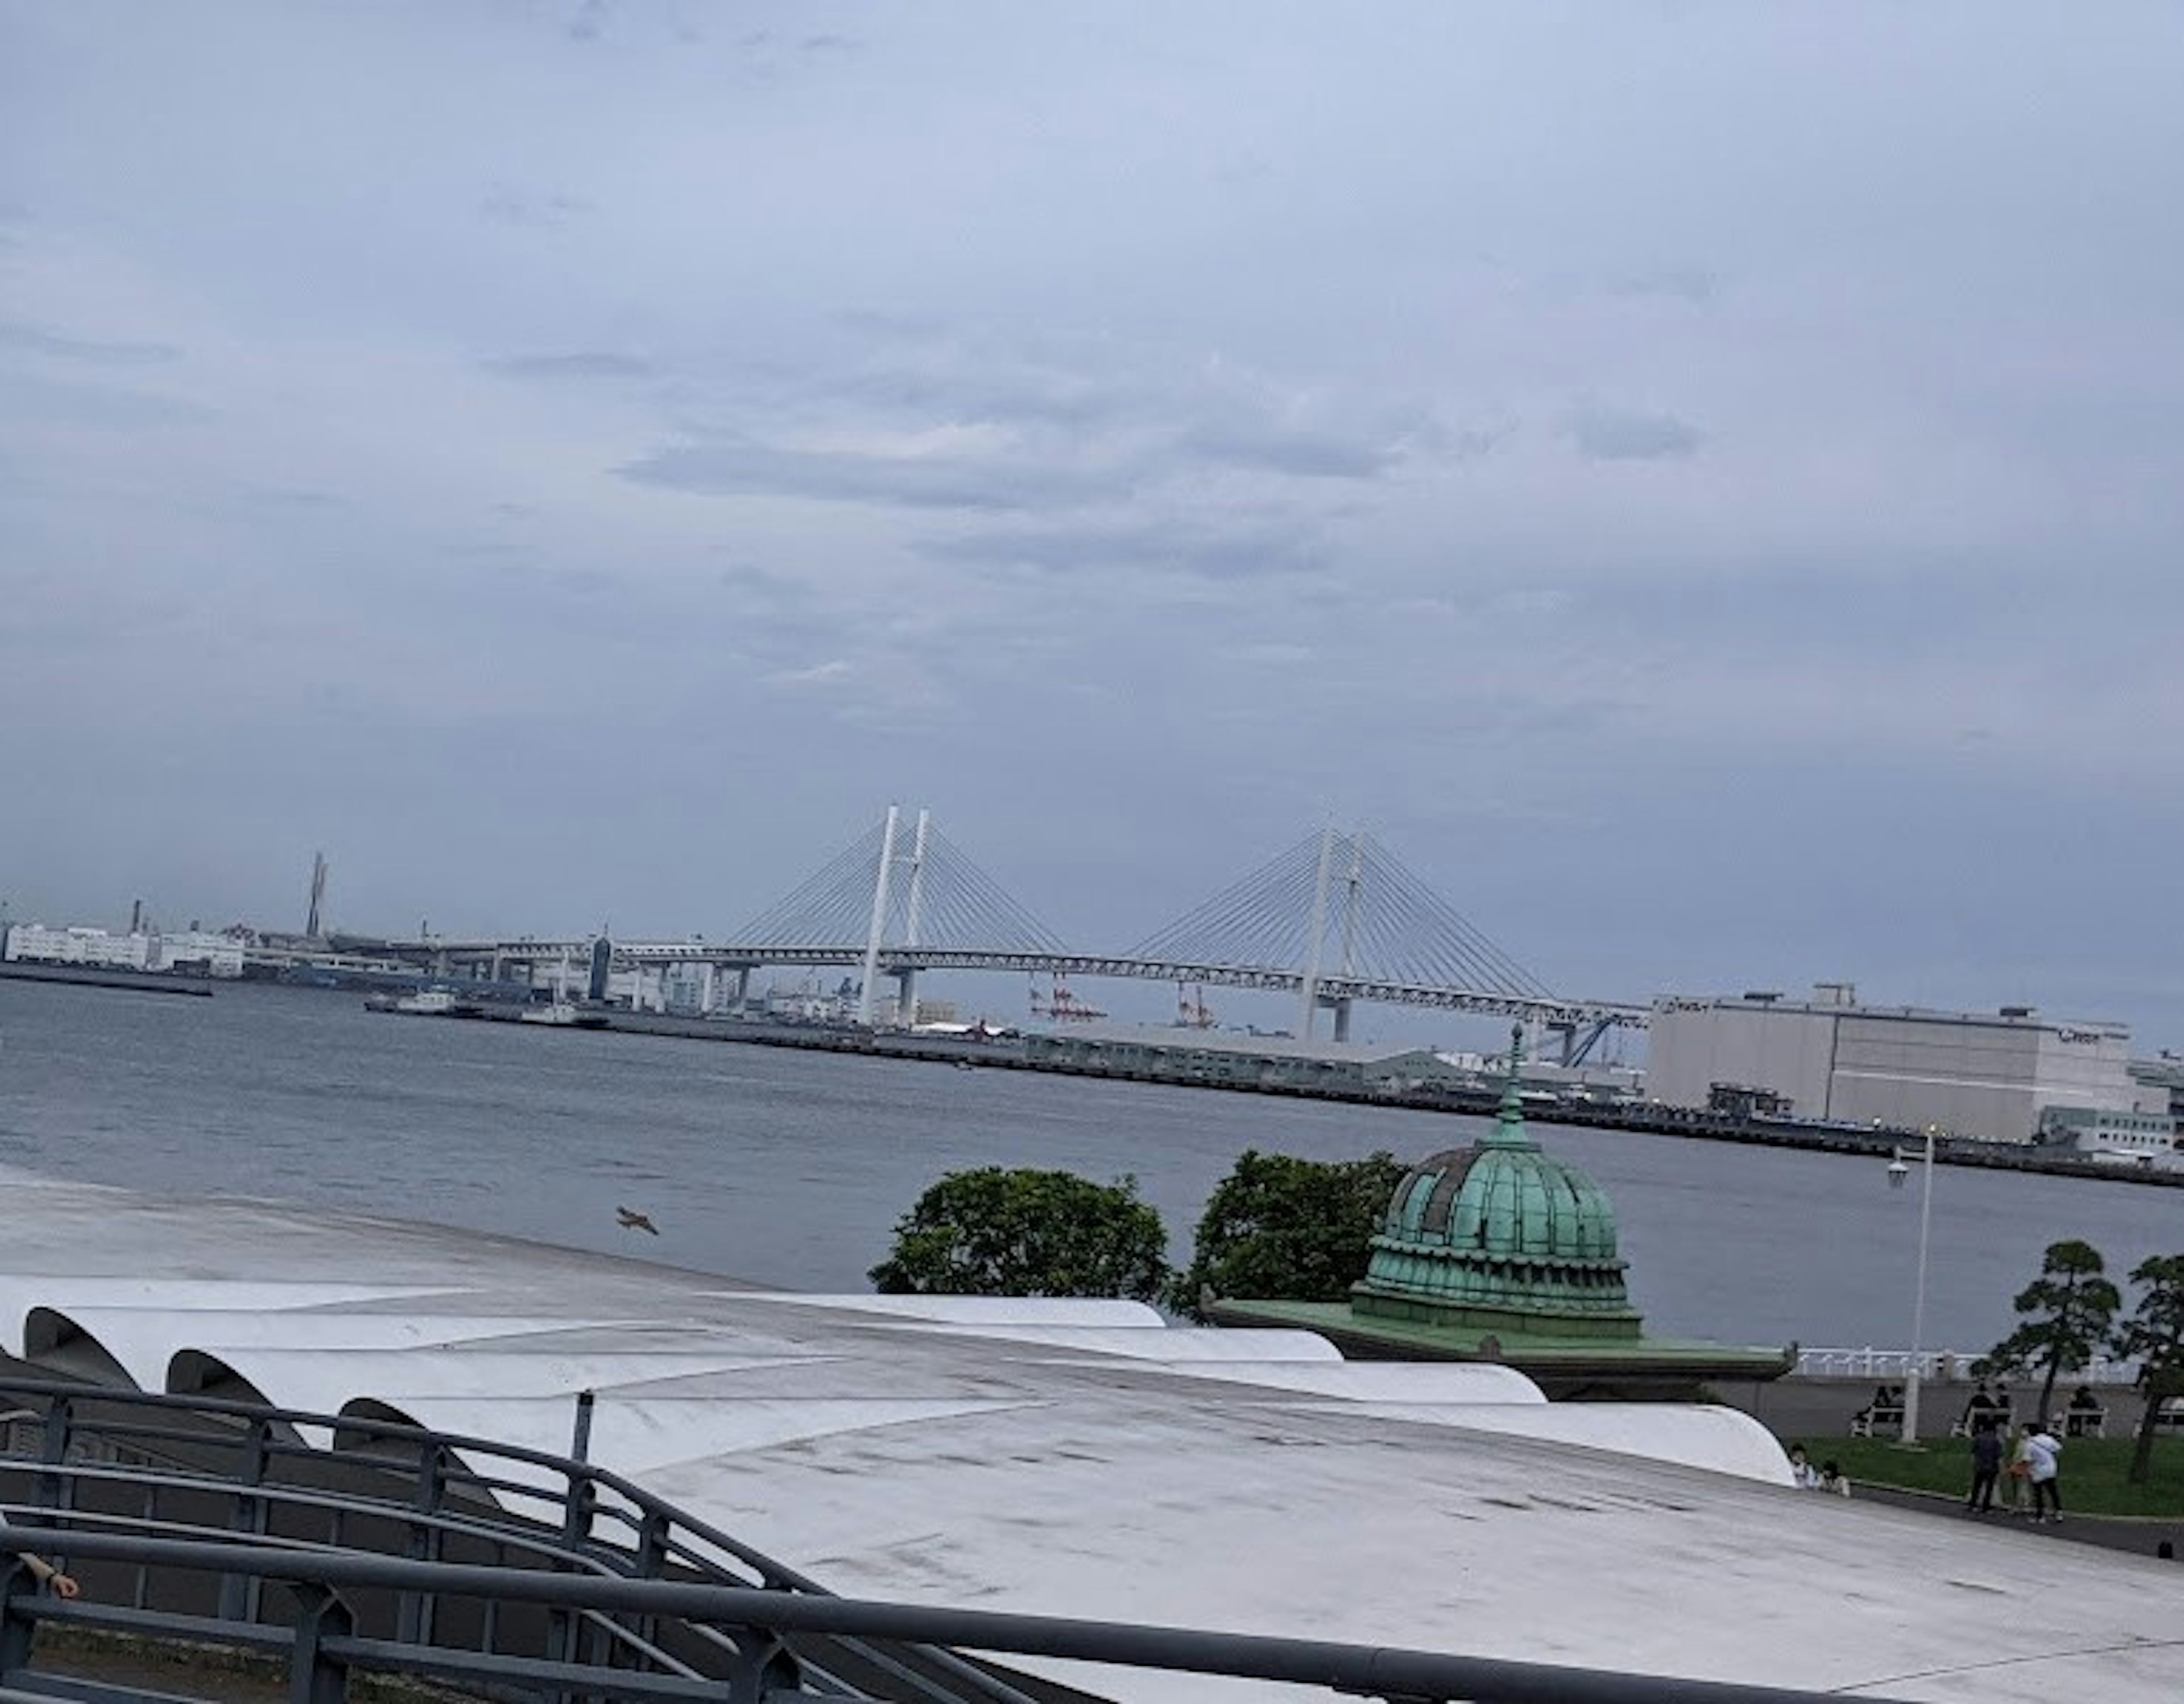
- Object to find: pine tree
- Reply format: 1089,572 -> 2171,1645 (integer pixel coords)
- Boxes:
2113,1254 -> 2184,1486
1980,1239 -> 2120,1423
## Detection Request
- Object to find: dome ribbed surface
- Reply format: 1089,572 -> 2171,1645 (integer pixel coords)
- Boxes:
1354,1031 -> 1641,1329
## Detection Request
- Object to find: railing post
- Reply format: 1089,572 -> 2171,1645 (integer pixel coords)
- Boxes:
631,1509 -> 671,1659
544,1461 -> 603,1704
398,1442 -> 448,1646
570,1388 -> 595,1465
35,1396 -> 72,1513
287,1582 -> 354,1704
222,1415 -> 274,1623
724,1632 -> 804,1704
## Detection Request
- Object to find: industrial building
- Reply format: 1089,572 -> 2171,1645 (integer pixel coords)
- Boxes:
1645,983 -> 2145,1144
1,923 -> 243,978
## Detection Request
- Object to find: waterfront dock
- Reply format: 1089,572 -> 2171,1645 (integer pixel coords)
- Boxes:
0,962 -> 214,998
371,998 -> 2184,1188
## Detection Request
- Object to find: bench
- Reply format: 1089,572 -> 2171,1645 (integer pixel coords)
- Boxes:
2065,1408 -> 2107,1439
1851,1406 -> 1905,1439
2154,1400 -> 2184,1434
1949,1407 -> 2012,1439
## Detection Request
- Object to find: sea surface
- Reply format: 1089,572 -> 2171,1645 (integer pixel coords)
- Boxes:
3,977 -> 2180,1355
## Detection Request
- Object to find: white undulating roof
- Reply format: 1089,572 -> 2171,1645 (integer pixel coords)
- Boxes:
1,1165 -> 2177,1703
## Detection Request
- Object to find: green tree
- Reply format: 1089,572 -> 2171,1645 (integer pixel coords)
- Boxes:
1169,1148 -> 1406,1320
1981,1239 -> 2121,1424
2113,1254 -> 2184,1486
868,1167 -> 1169,1302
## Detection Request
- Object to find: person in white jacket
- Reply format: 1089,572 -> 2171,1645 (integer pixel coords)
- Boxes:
2024,1423 -> 2063,1523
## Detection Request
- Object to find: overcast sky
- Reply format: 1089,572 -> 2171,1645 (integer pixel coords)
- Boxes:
5,2 -> 2182,1044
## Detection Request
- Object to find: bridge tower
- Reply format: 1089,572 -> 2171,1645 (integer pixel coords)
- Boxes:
855,806 -> 902,1027
1133,825 -> 1561,1043
304,851 -> 328,940
1298,825 -> 1368,1043
730,805 -> 1065,1029
892,808 -> 933,1025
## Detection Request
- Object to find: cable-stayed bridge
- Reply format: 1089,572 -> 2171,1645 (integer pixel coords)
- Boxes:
335,806 -> 1647,1055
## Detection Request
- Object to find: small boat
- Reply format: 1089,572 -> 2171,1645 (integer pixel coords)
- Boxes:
397,989 -> 465,1016
520,1001 -> 580,1026
366,988 -> 483,1018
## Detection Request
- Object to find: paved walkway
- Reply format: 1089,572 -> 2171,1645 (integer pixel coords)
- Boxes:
1848,1482 -> 2184,1561
1715,1374 -> 2184,1561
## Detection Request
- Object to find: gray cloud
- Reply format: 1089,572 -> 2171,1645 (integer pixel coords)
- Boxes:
1173,419 -> 1401,479
566,0 -> 614,43
1562,408 -> 1706,462
475,185 -> 592,229
626,335 -> 1434,514
241,487 -> 346,510
921,519 -> 1325,581
617,438 -> 1131,511
0,370 -> 212,430
9,5 -> 2184,1041
485,351 -> 653,379
0,320 -> 179,365
1610,267 -> 1721,306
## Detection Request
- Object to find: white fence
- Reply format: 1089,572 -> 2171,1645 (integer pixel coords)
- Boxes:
1794,1347 -> 2141,1385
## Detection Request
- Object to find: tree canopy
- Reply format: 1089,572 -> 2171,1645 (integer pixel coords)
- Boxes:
1980,1238 -> 2121,1423
1170,1148 -> 1406,1319
868,1167 -> 1170,1302
2113,1253 -> 2184,1484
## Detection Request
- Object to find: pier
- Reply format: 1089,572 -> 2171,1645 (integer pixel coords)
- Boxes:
369,997 -> 2184,1190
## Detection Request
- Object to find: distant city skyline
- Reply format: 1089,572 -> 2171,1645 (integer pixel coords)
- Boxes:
6,5 -> 2182,1043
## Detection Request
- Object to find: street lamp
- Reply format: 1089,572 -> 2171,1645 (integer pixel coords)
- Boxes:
1887,1125 -> 1938,1442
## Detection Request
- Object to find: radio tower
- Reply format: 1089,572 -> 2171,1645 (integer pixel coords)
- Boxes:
305,851 -> 328,939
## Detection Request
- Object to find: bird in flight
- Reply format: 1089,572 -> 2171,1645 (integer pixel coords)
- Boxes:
616,1206 -> 660,1235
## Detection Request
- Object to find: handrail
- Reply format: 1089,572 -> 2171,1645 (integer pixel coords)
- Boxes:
3,1525 -> 1923,1704
0,1376 -> 1044,1703
0,1376 -> 810,1590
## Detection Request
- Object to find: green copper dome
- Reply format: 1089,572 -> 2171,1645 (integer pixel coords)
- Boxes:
1353,1027 -> 1642,1339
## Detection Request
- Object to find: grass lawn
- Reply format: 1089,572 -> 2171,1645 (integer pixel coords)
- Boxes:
1784,1432 -> 2184,1518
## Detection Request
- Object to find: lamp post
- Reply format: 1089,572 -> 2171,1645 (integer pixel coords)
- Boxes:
1887,1125 -> 1938,1442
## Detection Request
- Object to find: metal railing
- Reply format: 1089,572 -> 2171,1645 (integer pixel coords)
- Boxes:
0,1379 -> 1920,1704
1793,1348 -> 2141,1385
0,1377 -> 1042,1704
2,1528 -> 1923,1704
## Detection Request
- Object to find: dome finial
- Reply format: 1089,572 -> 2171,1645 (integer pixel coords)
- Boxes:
1488,1021 -> 1534,1148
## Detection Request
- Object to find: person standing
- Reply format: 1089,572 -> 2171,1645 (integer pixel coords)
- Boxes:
1966,1417 -> 2004,1514
2003,1422 -> 2033,1514
2024,1421 -> 2063,1523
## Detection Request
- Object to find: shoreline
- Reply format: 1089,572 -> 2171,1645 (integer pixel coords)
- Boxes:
407,999 -> 2184,1189
0,962 -> 215,998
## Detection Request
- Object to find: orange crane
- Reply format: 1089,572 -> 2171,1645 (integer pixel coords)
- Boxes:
1029,971 -> 1107,1023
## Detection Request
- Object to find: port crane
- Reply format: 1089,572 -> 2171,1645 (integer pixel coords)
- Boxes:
1175,981 -> 1216,1028
1029,971 -> 1106,1023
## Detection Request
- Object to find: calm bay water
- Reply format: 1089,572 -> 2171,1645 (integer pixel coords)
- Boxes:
3,978 -> 2181,1354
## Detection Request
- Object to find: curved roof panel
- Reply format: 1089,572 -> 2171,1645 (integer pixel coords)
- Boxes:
890,1324 -> 1341,1361
7,1172 -> 2178,1702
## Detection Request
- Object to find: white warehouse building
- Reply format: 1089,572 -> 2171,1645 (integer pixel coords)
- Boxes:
1647,983 -> 2140,1144
2,923 -> 243,978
